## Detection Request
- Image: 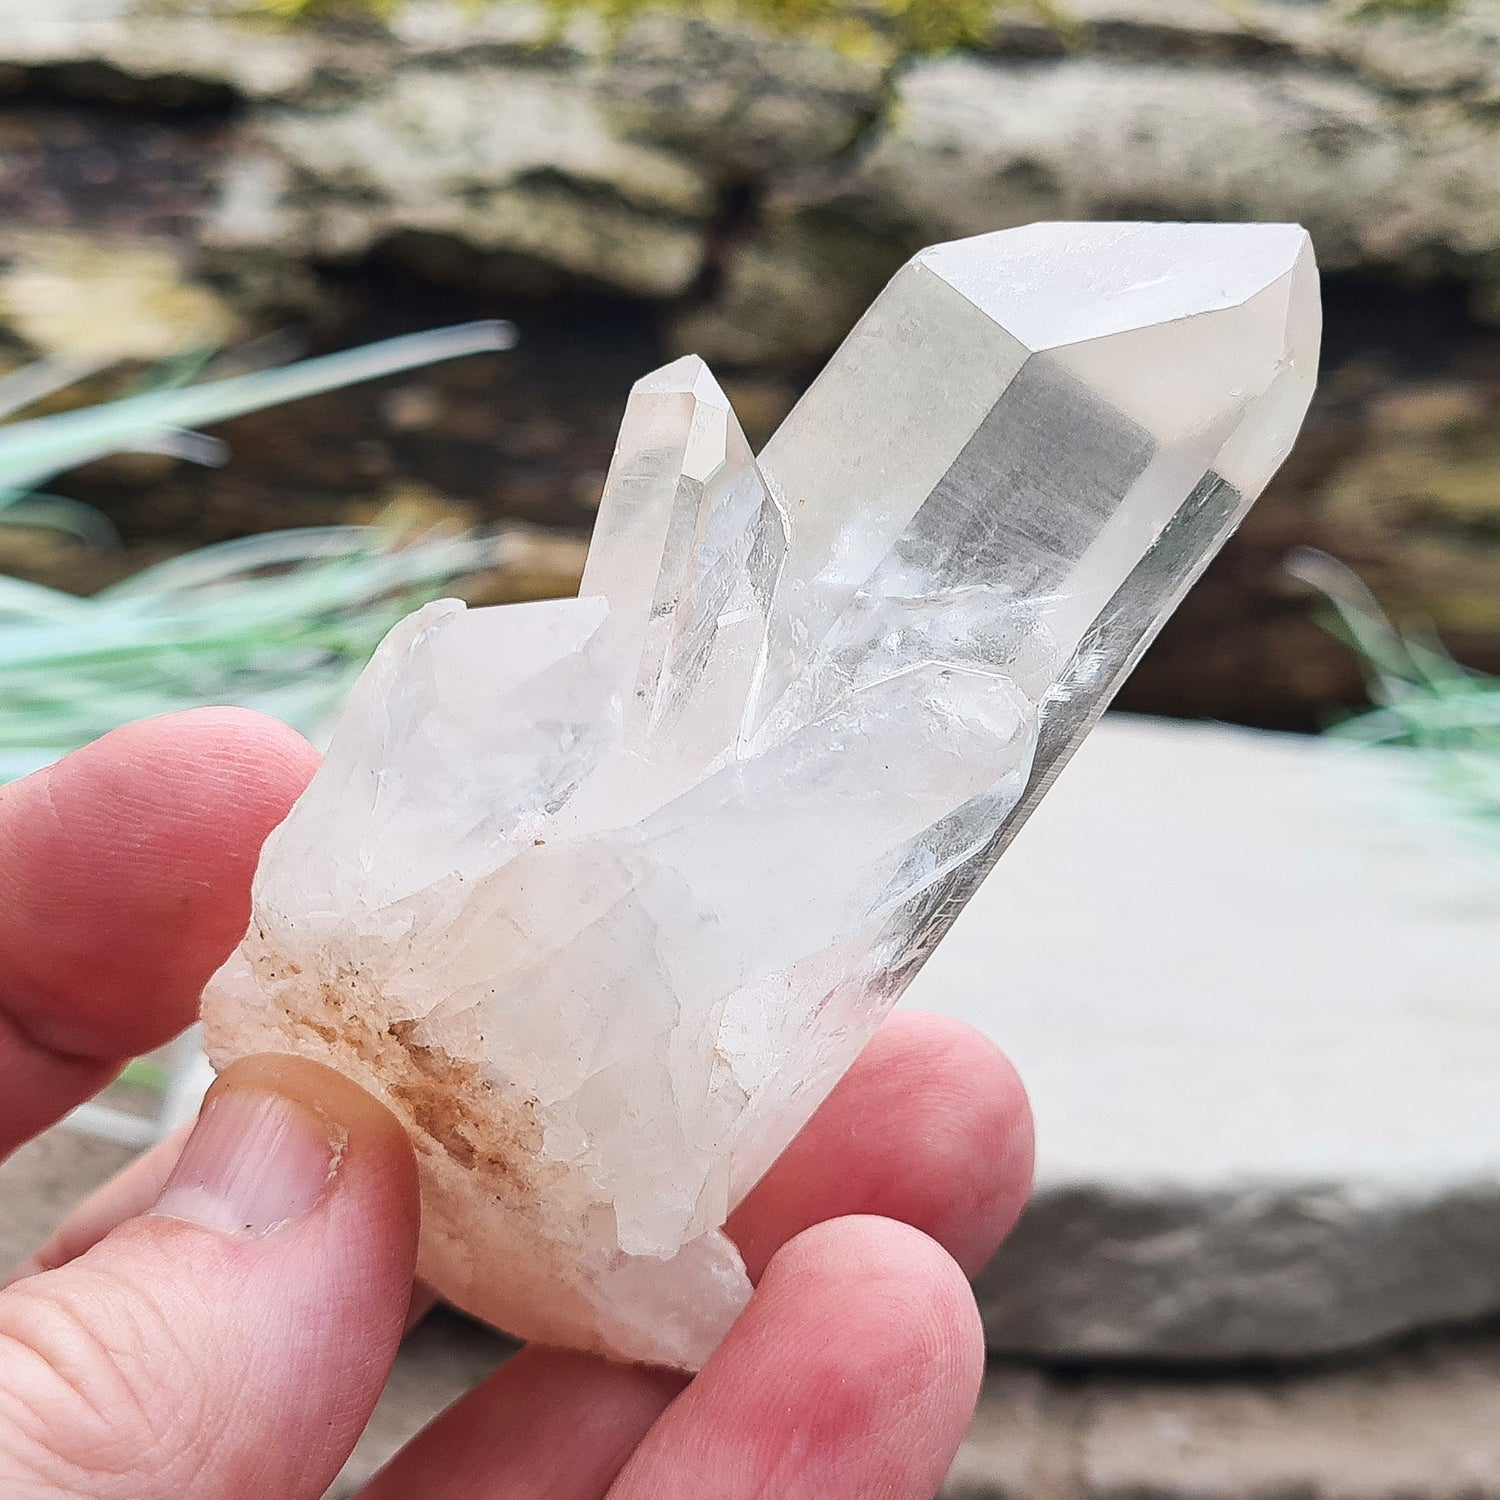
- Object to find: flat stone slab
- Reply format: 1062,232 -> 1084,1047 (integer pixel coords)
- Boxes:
947,1328 -> 1500,1500
907,714 -> 1500,1361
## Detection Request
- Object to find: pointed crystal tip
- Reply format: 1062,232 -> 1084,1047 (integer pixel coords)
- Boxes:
202,221 -> 1322,1374
918,221 -> 1313,350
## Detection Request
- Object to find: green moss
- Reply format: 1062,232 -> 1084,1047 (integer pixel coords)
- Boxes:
266,0 -> 1063,56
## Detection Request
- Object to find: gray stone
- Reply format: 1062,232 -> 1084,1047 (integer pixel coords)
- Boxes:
945,1330 -> 1500,1500
943,1368 -> 1055,1500
985,0 -> 1500,100
0,0 -> 334,101
1202,0 -> 1500,103
668,210 -> 897,370
0,1125 -> 136,1275
847,54 -> 1500,281
1077,1338 -> 1500,1500
689,0 -> 1500,360
215,67 -> 716,298
906,714 -> 1500,1361
8,1 -> 1500,328
601,11 -> 884,175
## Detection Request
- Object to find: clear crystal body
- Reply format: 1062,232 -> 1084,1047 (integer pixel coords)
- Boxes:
202,222 -> 1321,1368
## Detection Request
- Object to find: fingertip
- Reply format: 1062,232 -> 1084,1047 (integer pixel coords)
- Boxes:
878,1011 -> 1035,1275
12,1059 -> 420,1292
611,1215 -> 984,1499
0,1056 -> 422,1497
761,1213 -> 986,1401
97,705 -> 318,775
213,1053 -> 419,1229
753,1217 -> 986,1489
731,1009 -> 1034,1280
36,708 -> 318,834
0,709 -> 318,1058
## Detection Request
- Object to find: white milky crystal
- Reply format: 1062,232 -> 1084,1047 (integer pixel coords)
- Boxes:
201,222 -> 1321,1369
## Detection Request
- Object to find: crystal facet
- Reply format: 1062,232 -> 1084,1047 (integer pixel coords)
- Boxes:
201,222 -> 1321,1369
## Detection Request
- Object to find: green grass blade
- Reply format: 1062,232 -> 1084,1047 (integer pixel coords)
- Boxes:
0,321 -> 516,500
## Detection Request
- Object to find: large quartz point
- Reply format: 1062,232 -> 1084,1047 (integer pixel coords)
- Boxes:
202,222 -> 1321,1369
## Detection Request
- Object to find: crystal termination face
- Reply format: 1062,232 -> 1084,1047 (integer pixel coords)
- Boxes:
201,223 -> 1321,1369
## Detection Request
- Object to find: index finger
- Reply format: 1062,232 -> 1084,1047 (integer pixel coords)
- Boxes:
0,708 -> 317,1153
356,1011 -> 1031,1500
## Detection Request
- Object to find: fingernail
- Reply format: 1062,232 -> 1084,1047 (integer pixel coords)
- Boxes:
152,1085 -> 344,1238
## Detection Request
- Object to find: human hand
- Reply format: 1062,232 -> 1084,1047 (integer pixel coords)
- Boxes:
0,709 -> 1033,1498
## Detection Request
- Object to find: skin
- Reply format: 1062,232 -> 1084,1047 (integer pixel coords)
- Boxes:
0,708 -> 1034,1498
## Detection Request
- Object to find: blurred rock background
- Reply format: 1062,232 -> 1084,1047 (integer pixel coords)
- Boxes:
2,0 -> 1499,725
5,4 -> 1500,1495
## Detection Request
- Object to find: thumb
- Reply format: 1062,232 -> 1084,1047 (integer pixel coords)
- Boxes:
0,1055 -> 419,1499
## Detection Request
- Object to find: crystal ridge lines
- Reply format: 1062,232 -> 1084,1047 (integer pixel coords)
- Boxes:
201,222 -> 1321,1370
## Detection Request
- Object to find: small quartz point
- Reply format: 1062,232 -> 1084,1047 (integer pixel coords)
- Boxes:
202,222 -> 1321,1369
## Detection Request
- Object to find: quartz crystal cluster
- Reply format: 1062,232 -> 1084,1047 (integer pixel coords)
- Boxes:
202,222 -> 1321,1368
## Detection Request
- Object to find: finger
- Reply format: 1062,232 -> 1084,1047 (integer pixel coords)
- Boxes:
608,1216 -> 983,1499
373,1344 -> 687,1500
0,709 -> 318,1152
10,1135 -> 436,1337
728,1009 -> 1032,1279
0,1055 -> 418,1500
356,1010 -> 1028,1499
28,1009 -> 1032,1298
